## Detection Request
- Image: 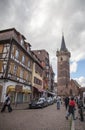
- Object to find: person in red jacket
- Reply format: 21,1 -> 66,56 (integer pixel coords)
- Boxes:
66,97 -> 76,120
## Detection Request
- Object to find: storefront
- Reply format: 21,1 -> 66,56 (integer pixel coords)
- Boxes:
6,84 -> 31,104
6,86 -> 15,103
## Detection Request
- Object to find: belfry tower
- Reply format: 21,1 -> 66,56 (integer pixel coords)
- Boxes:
56,35 -> 71,96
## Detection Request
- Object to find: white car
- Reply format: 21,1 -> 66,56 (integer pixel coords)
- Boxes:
47,97 -> 54,105
37,98 -> 48,108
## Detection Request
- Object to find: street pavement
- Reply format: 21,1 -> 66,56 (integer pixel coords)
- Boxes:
75,108 -> 85,130
0,103 -> 85,130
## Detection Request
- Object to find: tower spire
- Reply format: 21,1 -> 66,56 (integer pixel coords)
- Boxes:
60,34 -> 67,51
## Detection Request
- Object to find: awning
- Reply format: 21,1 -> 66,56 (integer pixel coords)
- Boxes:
7,86 -> 31,93
22,89 -> 31,94
33,86 -> 44,92
7,86 -> 15,92
38,88 -> 44,92
47,90 -> 56,96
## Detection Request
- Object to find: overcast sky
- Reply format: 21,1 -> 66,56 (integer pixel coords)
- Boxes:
0,0 -> 85,87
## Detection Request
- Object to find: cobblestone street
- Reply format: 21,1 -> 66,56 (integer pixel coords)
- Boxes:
0,104 -> 85,130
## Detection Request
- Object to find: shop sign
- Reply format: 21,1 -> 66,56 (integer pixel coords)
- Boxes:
15,85 -> 23,92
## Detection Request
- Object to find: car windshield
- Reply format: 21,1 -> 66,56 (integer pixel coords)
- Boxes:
38,98 -> 45,102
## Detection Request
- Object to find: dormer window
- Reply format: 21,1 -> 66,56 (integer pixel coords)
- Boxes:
27,46 -> 30,52
20,39 -> 24,46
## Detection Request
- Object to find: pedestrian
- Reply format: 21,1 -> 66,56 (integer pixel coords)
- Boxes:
64,96 -> 69,110
78,97 -> 83,108
56,96 -> 61,109
78,97 -> 84,121
66,97 -> 76,120
1,93 -> 12,113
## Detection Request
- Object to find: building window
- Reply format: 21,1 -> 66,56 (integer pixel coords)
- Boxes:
22,55 -> 25,63
15,50 -> 19,59
27,46 -> 30,52
14,65 -> 18,75
34,77 -> 42,85
26,73 -> 28,81
28,60 -> 31,68
20,39 -> 24,46
45,58 -> 49,66
20,69 -> 24,78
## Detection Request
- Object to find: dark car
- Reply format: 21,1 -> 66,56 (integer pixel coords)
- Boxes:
29,100 -> 37,109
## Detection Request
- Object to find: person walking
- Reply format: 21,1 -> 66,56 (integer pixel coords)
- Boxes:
56,96 -> 61,110
78,97 -> 84,121
66,97 -> 76,120
1,93 -> 12,113
64,96 -> 69,110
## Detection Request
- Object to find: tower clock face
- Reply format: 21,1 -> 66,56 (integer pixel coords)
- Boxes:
59,56 -> 68,62
59,56 -> 63,62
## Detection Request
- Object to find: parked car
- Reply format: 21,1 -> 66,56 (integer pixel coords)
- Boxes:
36,98 -> 48,108
52,96 -> 57,103
29,100 -> 37,109
47,97 -> 54,105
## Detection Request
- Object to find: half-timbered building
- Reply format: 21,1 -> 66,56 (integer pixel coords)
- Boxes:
0,28 -> 34,104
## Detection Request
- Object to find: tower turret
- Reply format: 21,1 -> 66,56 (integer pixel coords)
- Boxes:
56,35 -> 71,96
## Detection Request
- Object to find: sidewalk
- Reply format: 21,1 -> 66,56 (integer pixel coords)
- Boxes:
0,103 -> 29,110
12,103 -> 29,110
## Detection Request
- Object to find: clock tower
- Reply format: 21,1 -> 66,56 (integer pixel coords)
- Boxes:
56,35 -> 71,96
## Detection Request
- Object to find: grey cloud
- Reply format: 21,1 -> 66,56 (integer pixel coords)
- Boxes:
0,0 -> 85,80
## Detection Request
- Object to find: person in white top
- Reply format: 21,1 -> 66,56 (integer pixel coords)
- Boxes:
1,93 -> 12,113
